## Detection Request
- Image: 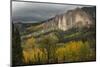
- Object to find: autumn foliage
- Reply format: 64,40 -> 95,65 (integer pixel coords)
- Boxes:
55,41 -> 95,63
22,37 -> 95,64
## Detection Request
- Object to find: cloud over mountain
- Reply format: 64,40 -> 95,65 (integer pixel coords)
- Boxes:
12,1 -> 92,23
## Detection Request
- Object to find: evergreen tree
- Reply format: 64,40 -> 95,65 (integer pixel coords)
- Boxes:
12,23 -> 23,66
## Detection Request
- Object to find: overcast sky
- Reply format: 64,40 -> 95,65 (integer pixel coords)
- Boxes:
12,1 -> 93,23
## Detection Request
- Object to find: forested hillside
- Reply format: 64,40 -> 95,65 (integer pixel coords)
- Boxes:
12,6 -> 96,66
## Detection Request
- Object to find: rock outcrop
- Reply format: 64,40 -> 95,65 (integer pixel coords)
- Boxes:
39,7 -> 94,31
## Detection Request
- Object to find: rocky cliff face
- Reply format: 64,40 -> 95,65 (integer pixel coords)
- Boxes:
17,6 -> 96,40
39,7 -> 94,31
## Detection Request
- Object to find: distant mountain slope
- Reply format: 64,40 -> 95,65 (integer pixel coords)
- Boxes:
82,6 -> 96,18
13,6 -> 96,39
40,7 -> 94,31
24,6 -> 95,33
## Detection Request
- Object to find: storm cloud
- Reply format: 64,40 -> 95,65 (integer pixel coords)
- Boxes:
12,1 -> 92,23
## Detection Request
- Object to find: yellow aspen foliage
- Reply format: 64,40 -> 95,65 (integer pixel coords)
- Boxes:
23,48 -> 48,64
55,41 -> 95,62
22,36 -> 95,64
22,37 -> 48,64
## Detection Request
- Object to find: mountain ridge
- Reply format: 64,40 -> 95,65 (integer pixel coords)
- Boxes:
13,6 -> 96,38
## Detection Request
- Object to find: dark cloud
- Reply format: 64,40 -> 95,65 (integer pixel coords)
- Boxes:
12,1 -> 92,23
